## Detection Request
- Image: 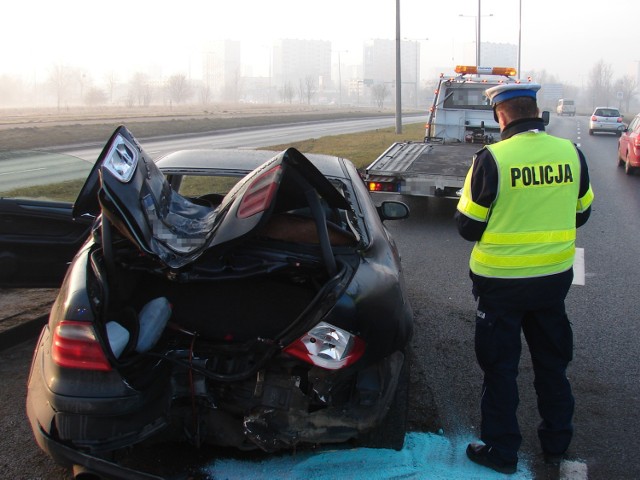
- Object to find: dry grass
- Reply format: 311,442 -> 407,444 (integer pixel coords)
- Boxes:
261,122 -> 425,169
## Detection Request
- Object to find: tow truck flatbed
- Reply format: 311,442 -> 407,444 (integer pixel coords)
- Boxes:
365,141 -> 480,198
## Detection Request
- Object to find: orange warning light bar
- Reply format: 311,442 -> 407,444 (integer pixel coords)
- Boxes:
454,66 -> 517,77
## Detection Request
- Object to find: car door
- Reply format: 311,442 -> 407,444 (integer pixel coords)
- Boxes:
0,150 -> 94,287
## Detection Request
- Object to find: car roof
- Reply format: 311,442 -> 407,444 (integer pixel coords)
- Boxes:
155,149 -> 349,179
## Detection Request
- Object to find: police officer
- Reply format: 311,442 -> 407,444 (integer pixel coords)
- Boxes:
455,82 -> 594,474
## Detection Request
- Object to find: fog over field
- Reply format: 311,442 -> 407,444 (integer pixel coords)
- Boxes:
2,0 -> 638,112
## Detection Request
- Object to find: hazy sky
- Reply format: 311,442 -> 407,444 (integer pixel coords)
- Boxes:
3,0 -> 638,87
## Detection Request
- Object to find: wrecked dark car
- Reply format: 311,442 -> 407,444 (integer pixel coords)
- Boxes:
3,126 -> 413,479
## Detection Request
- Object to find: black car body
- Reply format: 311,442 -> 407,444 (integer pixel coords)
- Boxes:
5,127 -> 412,479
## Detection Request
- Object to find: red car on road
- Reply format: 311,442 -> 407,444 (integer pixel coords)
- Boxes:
618,113 -> 640,175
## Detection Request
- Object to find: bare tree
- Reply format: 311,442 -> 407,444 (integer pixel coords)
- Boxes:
299,76 -> 316,105
199,84 -> 212,105
128,72 -> 152,107
372,83 -> 389,108
588,60 -> 613,108
523,69 -> 559,85
84,87 -> 107,106
280,81 -> 294,104
48,64 -> 73,111
167,74 -> 192,105
614,75 -> 638,113
104,71 -> 118,105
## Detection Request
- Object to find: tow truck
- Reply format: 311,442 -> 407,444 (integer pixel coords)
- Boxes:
364,66 -> 543,199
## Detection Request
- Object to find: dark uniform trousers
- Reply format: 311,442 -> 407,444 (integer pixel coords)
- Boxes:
474,293 -> 575,463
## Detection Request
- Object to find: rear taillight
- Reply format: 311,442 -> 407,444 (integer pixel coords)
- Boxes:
237,165 -> 282,218
634,137 -> 640,148
617,117 -> 623,123
368,181 -> 398,193
52,321 -> 112,371
591,115 -> 597,121
283,322 -> 366,370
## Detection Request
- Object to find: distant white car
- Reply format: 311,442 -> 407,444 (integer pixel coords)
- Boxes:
589,107 -> 625,136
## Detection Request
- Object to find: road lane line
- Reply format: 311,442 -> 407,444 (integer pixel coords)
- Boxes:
560,459 -> 588,480
572,247 -> 585,285
0,167 -> 47,176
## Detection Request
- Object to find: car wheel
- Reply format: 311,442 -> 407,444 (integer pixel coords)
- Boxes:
355,349 -> 411,451
589,129 -> 594,135
625,154 -> 635,175
618,149 -> 625,167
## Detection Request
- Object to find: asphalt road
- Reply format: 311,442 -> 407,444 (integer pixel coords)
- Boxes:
1,114 -> 638,479
380,114 -> 640,479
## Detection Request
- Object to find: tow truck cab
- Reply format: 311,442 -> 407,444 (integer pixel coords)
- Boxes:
425,66 -> 524,145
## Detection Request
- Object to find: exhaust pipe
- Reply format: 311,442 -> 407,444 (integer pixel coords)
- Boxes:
72,464 -> 102,480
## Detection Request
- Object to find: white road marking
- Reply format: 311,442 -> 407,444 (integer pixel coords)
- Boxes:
560,459 -> 589,480
572,248 -> 585,285
0,167 -> 46,176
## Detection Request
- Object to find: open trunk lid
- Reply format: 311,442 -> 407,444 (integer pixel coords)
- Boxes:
73,126 -> 350,269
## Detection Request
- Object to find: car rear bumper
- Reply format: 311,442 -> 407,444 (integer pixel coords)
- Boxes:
590,122 -> 624,132
29,421 -> 166,480
26,326 -> 172,460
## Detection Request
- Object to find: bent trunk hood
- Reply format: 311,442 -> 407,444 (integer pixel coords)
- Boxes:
73,126 -> 349,269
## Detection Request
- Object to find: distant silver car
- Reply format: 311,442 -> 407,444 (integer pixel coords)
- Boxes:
589,107 -> 625,136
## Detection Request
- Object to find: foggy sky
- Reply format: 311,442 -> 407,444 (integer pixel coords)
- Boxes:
3,0 -> 638,88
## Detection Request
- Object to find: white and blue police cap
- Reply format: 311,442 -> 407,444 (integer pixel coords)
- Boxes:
485,83 -> 541,106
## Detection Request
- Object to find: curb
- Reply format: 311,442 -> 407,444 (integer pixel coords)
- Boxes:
0,315 -> 47,351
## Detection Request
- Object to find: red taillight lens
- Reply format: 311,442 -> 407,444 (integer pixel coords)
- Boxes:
368,181 -> 398,193
237,165 -> 282,218
617,117 -> 623,123
591,115 -> 597,121
52,321 -> 112,371
283,322 -> 366,370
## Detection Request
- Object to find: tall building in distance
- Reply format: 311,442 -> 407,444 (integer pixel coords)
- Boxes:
202,40 -> 241,101
272,39 -> 332,93
363,39 -> 420,107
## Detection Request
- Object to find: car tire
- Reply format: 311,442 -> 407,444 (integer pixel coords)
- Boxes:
355,349 -> 411,451
589,129 -> 594,135
618,150 -> 625,167
625,154 -> 635,175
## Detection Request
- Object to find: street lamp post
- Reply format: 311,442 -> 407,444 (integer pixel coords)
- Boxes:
395,0 -> 402,134
333,49 -> 348,107
517,0 -> 522,79
459,8 -> 493,66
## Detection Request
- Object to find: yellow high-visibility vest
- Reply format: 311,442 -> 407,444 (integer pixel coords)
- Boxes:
458,131 -> 594,278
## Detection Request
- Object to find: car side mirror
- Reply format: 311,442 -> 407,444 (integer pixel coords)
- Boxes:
377,201 -> 410,221
541,110 -> 550,125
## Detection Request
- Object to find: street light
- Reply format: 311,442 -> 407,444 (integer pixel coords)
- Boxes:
395,0 -> 402,134
459,8 -> 493,66
333,50 -> 348,106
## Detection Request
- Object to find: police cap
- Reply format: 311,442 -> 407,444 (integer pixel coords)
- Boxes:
485,83 -> 541,106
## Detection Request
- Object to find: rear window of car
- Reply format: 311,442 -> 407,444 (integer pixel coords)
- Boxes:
594,108 -> 620,117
